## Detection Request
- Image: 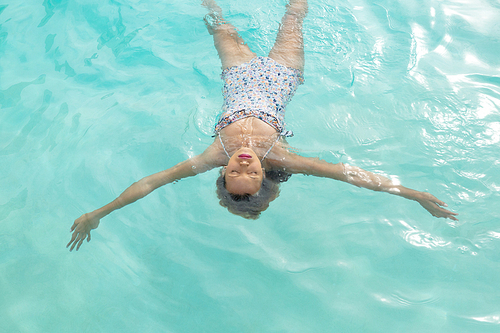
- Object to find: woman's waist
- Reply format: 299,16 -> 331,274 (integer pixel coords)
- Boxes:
215,108 -> 284,133
220,115 -> 280,134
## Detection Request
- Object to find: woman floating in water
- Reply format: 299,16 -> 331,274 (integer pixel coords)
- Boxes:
68,0 -> 458,251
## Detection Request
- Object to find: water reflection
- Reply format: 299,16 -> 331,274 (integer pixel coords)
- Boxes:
399,220 -> 451,249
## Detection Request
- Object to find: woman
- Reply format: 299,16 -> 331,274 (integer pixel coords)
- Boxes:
67,0 -> 458,251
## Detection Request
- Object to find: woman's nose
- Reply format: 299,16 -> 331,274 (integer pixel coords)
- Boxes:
239,160 -> 249,166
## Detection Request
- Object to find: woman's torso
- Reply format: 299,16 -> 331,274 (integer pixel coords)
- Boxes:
214,57 -> 304,135
211,57 -> 304,168
216,117 -> 287,169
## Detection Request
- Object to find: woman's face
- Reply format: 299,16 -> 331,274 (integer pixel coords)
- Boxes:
224,147 -> 264,195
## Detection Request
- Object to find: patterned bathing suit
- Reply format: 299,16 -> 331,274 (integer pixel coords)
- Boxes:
214,56 -> 304,135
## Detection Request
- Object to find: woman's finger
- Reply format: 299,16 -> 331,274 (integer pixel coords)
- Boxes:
69,240 -> 77,251
438,207 -> 459,220
76,237 -> 85,251
66,232 -> 78,248
436,200 -> 447,207
69,232 -> 83,251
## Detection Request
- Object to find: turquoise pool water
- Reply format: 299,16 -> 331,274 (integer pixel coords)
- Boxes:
1,0 -> 500,332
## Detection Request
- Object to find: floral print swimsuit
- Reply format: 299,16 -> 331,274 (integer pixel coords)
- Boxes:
214,57 -> 304,137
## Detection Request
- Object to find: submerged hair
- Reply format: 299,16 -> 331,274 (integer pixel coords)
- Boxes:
216,169 -> 292,219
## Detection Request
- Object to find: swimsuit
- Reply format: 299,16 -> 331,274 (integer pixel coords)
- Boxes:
214,56 -> 304,136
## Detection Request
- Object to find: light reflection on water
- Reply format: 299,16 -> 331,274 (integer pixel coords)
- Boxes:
1,0 -> 500,332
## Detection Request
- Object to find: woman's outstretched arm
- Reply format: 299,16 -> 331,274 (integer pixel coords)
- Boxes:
67,144 -> 223,251
280,153 -> 459,220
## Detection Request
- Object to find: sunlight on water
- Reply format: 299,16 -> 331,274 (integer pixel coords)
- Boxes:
1,0 -> 500,332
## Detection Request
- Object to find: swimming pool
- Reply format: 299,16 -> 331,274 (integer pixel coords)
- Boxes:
1,0 -> 500,331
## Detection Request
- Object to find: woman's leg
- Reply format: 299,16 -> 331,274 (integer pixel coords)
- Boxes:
268,0 -> 308,71
202,0 -> 256,70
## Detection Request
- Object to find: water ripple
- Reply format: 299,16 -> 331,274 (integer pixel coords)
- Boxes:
399,220 -> 451,249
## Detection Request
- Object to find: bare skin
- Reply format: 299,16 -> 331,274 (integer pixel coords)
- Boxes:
67,0 -> 457,251
223,146 -> 265,195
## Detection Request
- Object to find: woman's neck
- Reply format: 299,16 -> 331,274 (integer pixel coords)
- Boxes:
218,132 -> 280,161
218,117 -> 281,161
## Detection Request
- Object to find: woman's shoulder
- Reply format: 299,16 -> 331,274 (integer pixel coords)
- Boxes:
194,140 -> 227,169
264,145 -> 320,175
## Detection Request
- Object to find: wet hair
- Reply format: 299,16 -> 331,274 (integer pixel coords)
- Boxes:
216,169 -> 292,219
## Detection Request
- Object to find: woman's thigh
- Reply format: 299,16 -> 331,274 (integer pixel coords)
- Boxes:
268,0 -> 307,71
205,13 -> 256,70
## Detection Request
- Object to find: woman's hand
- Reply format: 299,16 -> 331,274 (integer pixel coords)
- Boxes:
415,192 -> 459,221
67,213 -> 101,251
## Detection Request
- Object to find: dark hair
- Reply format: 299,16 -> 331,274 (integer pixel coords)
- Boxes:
216,170 -> 292,219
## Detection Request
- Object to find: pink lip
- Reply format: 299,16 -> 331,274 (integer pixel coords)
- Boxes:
238,154 -> 252,159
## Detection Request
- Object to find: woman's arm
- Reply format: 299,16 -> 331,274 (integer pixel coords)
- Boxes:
282,153 -> 458,221
67,145 -> 222,251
